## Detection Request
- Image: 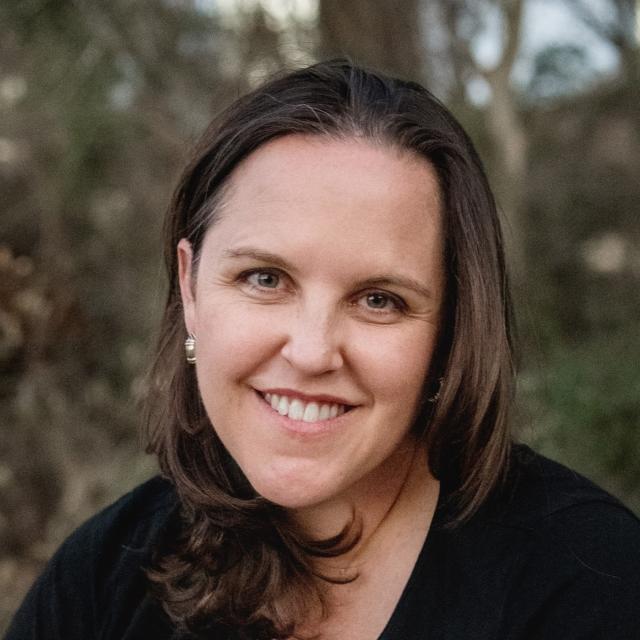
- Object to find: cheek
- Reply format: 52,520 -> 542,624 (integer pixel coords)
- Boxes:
195,301 -> 276,380
354,326 -> 436,404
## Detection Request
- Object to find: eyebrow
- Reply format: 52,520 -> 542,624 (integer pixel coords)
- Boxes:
357,276 -> 434,300
222,247 -> 297,272
222,246 -> 434,300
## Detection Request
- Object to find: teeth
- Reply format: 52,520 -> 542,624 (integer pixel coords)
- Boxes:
260,392 -> 349,423
289,399 -> 305,421
277,395 -> 289,416
302,402 -> 319,422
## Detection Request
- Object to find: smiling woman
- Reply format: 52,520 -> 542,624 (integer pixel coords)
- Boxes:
6,60 -> 640,640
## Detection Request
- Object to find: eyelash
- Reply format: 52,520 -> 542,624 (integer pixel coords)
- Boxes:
237,268 -> 407,314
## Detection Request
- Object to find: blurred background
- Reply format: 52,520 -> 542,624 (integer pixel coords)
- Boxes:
1,0 -> 639,629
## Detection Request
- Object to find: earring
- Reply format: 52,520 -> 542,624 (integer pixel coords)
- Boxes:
427,377 -> 443,403
185,333 -> 196,364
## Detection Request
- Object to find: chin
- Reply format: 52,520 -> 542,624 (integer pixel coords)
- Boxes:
246,469 -> 334,510
253,482 -> 326,509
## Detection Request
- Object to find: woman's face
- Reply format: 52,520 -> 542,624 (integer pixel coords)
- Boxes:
178,135 -> 444,510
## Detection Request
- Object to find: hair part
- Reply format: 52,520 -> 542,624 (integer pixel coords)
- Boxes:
144,58 -> 515,639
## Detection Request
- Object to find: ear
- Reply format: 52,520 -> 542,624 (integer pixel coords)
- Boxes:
177,238 -> 197,335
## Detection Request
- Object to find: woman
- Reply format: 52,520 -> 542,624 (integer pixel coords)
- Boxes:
7,60 -> 640,640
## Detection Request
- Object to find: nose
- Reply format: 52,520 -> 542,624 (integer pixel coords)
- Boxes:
280,303 -> 344,375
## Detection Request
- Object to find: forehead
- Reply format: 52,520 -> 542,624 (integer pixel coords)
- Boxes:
226,134 -> 440,211
202,134 -> 443,281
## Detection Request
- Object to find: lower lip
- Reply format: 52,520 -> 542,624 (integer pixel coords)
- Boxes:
252,390 -> 354,438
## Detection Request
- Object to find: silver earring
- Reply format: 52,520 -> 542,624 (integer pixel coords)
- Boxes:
185,333 -> 196,364
427,377 -> 443,403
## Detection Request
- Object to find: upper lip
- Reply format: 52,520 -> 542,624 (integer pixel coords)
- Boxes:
256,387 -> 358,407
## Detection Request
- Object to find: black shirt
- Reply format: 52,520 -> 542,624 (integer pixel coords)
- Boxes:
6,446 -> 640,639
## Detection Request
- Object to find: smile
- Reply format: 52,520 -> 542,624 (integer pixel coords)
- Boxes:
261,392 -> 350,423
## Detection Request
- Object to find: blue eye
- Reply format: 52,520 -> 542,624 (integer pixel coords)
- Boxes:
246,270 -> 280,289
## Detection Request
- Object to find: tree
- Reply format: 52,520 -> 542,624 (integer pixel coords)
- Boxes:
318,0 -> 424,79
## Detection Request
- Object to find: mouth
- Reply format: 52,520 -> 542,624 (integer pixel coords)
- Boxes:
257,391 -> 355,424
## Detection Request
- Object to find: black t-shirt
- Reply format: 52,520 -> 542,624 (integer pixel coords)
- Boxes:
6,445 -> 640,639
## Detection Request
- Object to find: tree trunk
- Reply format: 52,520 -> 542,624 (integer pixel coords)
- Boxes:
318,0 -> 424,81
483,0 -> 527,279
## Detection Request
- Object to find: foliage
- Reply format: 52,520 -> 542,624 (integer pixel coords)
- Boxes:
518,334 -> 640,513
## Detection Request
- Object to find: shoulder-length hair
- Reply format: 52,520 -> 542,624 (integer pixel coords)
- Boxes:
145,59 -> 515,639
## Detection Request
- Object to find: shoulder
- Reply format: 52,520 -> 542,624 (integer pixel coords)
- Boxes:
500,444 -> 634,517
426,446 -> 640,639
6,475 -> 178,639
73,474 -> 178,555
494,445 -> 640,560
49,474 -> 178,587
486,445 -> 640,637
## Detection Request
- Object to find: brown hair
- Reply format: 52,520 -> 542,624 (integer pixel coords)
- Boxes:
145,59 -> 515,638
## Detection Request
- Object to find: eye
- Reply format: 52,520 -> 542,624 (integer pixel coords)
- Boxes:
365,293 -> 392,309
357,291 -> 406,314
247,270 -> 280,289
